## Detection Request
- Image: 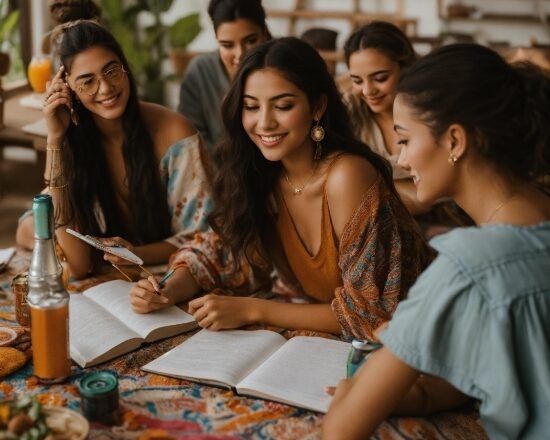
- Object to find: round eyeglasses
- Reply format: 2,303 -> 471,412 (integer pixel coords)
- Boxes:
73,64 -> 127,96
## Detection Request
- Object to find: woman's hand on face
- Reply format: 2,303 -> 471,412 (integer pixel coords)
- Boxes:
43,66 -> 72,139
100,236 -> 138,266
130,276 -> 171,313
188,294 -> 256,331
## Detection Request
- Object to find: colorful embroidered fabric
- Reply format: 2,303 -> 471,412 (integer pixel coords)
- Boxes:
159,133 -> 212,248
0,252 -> 486,439
332,175 -> 433,340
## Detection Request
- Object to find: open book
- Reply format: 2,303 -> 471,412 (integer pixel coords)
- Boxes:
142,329 -> 350,413
69,280 -> 197,368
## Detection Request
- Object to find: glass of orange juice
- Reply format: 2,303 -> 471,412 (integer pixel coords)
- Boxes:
28,54 -> 53,94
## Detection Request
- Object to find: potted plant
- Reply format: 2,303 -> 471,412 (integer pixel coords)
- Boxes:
100,0 -> 201,104
0,5 -> 20,76
168,12 -> 201,75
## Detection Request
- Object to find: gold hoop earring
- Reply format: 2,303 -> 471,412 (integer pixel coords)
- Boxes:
311,119 -> 325,160
448,153 -> 458,166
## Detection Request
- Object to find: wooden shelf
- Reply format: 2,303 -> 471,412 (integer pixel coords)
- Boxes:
267,9 -> 417,32
268,9 -> 408,22
267,0 -> 419,71
437,0 -> 550,25
440,13 -> 550,23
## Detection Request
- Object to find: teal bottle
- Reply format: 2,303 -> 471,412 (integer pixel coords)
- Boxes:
27,194 -> 71,383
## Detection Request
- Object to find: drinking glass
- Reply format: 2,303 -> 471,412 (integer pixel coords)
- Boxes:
28,54 -> 53,94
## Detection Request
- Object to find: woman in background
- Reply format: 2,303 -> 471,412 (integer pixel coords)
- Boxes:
131,37 -> 430,341
16,20 -> 211,279
323,44 -> 550,439
342,22 -> 428,214
178,0 -> 270,151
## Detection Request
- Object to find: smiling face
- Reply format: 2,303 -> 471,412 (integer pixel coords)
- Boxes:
242,68 -> 320,162
348,48 -> 400,115
394,95 -> 457,204
216,18 -> 266,80
66,45 -> 129,121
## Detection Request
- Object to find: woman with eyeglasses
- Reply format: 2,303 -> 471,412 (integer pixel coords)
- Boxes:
16,20 -> 212,279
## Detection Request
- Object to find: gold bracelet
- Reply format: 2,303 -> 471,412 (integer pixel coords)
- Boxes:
46,146 -> 61,151
49,182 -> 68,189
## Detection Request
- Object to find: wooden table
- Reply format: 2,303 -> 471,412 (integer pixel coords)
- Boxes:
1,90 -> 46,153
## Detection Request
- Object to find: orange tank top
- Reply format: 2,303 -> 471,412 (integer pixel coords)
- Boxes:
275,159 -> 343,303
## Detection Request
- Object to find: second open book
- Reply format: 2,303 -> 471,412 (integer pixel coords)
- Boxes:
142,329 -> 350,413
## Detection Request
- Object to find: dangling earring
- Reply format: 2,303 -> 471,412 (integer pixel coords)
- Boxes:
448,153 -> 458,166
311,119 -> 325,160
70,97 -> 80,126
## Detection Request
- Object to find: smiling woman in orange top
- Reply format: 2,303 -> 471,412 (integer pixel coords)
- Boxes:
131,38 -> 431,341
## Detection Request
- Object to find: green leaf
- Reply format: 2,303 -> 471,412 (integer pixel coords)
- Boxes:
168,13 -> 201,48
99,0 -> 124,21
0,9 -> 19,41
145,0 -> 174,14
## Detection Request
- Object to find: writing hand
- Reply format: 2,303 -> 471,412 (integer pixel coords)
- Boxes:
130,276 -> 170,313
188,293 -> 256,331
43,66 -> 72,139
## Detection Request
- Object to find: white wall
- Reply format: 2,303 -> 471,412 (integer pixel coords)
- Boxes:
30,0 -> 49,55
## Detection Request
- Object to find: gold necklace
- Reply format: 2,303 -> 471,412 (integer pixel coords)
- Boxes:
283,168 -> 317,196
485,193 -> 517,223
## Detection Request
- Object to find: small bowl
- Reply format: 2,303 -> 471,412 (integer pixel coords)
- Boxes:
0,327 -> 17,347
44,407 -> 90,440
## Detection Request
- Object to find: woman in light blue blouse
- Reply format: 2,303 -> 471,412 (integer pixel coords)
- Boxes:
323,43 -> 550,440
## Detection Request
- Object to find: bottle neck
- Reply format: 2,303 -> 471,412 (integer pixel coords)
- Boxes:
33,199 -> 54,240
28,239 -> 67,307
29,238 -> 63,281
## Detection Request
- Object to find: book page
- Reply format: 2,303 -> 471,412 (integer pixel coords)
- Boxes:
142,329 -> 287,388
69,294 -> 141,367
83,280 -> 195,340
236,336 -> 350,413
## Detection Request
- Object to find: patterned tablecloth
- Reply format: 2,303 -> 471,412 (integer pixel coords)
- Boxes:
0,251 -> 487,440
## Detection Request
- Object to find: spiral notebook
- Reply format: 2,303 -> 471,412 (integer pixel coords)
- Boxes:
65,228 -> 143,265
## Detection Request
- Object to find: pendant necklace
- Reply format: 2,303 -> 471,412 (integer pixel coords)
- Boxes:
485,193 -> 517,223
283,167 -> 317,196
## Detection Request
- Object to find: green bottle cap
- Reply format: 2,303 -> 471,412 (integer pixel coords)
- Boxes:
32,194 -> 53,240
79,371 -> 118,397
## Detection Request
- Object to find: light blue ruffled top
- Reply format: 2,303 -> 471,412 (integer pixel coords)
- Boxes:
381,222 -> 550,440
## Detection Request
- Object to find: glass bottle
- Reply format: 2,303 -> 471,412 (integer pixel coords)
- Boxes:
27,194 -> 71,383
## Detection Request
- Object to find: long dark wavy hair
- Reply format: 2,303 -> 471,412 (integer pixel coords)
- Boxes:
397,43 -> 550,183
56,20 -> 171,243
209,37 -> 395,269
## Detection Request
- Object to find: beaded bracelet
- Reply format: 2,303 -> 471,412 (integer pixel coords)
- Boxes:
46,146 -> 61,151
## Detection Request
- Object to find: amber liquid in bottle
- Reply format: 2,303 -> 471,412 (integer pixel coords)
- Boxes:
27,194 -> 71,383
30,305 -> 70,381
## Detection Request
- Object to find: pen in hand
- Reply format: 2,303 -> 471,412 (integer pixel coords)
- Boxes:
158,268 -> 175,287
148,268 -> 175,295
